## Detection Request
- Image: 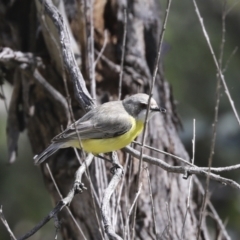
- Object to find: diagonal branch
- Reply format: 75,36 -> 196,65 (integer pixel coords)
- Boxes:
101,152 -> 124,240
132,0 -> 172,237
124,146 -> 240,191
33,69 -> 71,123
192,0 -> 240,126
0,206 -> 16,240
16,154 -> 93,240
36,0 -> 94,111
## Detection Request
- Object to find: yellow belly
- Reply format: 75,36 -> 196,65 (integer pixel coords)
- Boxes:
72,118 -> 144,154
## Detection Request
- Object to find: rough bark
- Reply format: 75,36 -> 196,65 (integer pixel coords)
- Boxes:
0,0 -> 209,239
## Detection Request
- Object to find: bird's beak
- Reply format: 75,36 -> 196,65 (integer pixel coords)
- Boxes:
151,106 -> 166,113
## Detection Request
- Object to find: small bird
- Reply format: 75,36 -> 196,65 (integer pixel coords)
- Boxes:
34,93 -> 166,164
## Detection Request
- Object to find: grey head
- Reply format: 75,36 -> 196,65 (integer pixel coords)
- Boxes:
122,93 -> 166,122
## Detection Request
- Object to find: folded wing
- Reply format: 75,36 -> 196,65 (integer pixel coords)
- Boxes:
52,101 -> 133,142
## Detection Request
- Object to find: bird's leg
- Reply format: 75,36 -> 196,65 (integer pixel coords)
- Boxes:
96,152 -> 124,174
61,153 -> 91,205
96,154 -> 112,163
182,168 -> 192,180
71,153 -> 93,195
108,151 -> 124,175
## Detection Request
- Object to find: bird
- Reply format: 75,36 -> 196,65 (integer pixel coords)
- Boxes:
34,93 -> 166,165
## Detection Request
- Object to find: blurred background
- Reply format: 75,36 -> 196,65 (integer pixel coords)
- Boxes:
1,0 -> 240,239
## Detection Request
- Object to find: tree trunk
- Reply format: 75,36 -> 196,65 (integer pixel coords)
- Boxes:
1,0 -> 209,239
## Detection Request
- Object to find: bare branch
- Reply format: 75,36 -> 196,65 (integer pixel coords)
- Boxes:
45,163 -> 87,240
223,46 -> 238,73
124,146 -> 240,190
133,140 -> 240,173
17,201 -> 65,240
113,154 -> 130,227
145,167 -> 158,240
36,0 -> 94,111
17,154 -> 93,240
192,0 -> 240,126
94,30 -> 108,68
62,154 -> 93,205
84,0 -> 96,99
74,151 -> 105,239
33,69 -> 71,124
124,183 -> 142,240
181,119 -> 196,239
118,7 -> 127,101
0,84 -> 8,112
0,47 -> 43,67
132,0 -> 172,237
0,206 -> 16,240
194,177 -> 231,240
101,153 -> 124,240
6,70 -> 22,163
197,3 -> 227,237
160,202 -> 172,238
94,49 -> 121,73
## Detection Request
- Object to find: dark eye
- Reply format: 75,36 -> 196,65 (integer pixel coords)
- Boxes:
140,103 -> 147,109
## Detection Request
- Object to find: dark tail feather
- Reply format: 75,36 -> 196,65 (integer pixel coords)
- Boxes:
33,143 -> 62,165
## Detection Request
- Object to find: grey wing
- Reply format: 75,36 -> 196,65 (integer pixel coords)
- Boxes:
52,104 -> 132,142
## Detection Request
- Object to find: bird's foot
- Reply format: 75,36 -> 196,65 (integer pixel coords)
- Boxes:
110,163 -> 124,175
74,181 -> 87,194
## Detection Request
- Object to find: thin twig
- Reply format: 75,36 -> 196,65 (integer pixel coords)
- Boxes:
118,7 -> 127,101
0,206 -> 17,240
94,30 -> 108,68
84,0 -> 96,99
124,146 -> 240,190
222,46 -> 238,73
33,69 -> 70,122
17,202 -> 65,240
0,47 -> 43,67
101,153 -> 124,240
74,151 -> 105,240
196,2 -> 226,238
192,0 -> 240,126
133,140 -> 192,166
0,84 -> 8,113
113,154 -> 130,227
123,152 -> 133,238
181,119 -> 196,239
218,0 -> 227,70
124,183 -> 142,240
133,140 -> 240,173
194,177 -> 231,240
131,1 -> 172,238
160,202 -> 172,239
226,0 -> 240,15
17,155 -> 94,240
45,163 -> 87,240
145,167 -> 158,240
94,49 -> 121,73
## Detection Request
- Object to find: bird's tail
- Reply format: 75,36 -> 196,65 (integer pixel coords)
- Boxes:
33,143 -> 62,165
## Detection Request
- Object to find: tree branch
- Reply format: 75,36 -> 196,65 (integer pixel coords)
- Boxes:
0,47 -> 42,67
0,206 -> 16,240
33,69 -> 71,124
192,0 -> 240,126
101,152 -> 123,240
36,0 -> 94,111
124,146 -> 240,190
